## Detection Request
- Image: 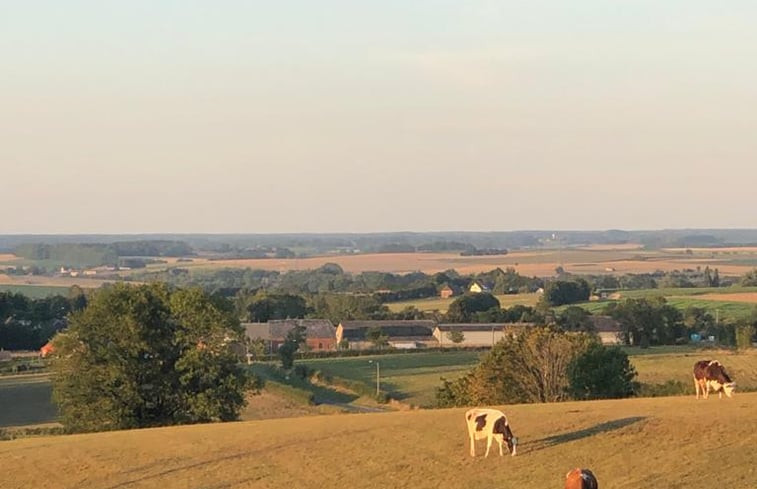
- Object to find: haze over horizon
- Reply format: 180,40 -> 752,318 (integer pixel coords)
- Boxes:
2,1 -> 756,234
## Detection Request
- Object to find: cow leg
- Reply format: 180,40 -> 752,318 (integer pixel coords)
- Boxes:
703,382 -> 709,399
694,377 -> 700,399
719,390 -> 723,399
497,435 -> 504,456
485,435 -> 493,458
469,434 -> 476,457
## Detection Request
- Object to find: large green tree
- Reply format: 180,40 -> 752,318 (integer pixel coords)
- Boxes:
51,283 -> 250,433
446,293 -> 500,322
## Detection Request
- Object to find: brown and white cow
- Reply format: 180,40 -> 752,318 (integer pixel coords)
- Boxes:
565,468 -> 598,489
464,408 -> 517,457
693,360 -> 736,399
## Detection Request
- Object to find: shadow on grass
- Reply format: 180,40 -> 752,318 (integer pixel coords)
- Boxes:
526,416 -> 647,452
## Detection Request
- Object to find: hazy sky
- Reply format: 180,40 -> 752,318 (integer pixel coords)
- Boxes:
2,1 -> 756,234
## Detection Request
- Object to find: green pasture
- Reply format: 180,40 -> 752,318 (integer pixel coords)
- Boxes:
387,293 -> 540,313
0,374 -> 57,427
0,284 -> 71,298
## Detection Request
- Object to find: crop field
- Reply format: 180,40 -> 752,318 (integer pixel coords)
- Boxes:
3,393 -> 756,489
386,293 -> 540,313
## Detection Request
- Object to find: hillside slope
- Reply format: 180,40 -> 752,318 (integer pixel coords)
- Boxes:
3,393 -> 757,489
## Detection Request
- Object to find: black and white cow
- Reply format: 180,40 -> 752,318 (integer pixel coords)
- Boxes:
693,360 -> 735,399
464,408 -> 517,457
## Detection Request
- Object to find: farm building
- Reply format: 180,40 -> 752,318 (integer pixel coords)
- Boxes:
336,320 -> 436,350
243,319 -> 337,352
435,323 -> 537,347
590,315 -> 624,345
434,323 -> 508,347
439,284 -> 459,299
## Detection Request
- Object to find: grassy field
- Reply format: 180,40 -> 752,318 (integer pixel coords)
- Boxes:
4,348 -> 756,427
387,293 -> 540,313
550,286 -> 757,321
0,374 -> 56,427
302,347 -> 757,407
2,393 -> 756,489
0,284 -> 72,298
303,351 -> 484,407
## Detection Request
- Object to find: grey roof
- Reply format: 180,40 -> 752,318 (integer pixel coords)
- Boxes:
437,323 -> 508,332
339,320 -> 436,340
269,319 -> 336,339
243,319 -> 336,341
244,322 -> 271,341
590,316 -> 621,333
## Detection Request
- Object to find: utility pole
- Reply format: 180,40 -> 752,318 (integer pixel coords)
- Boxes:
369,360 -> 380,397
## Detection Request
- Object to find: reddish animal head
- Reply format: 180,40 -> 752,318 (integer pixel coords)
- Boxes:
565,468 -> 598,489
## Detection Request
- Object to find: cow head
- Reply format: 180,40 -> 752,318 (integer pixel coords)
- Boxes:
723,382 -> 736,398
504,424 -> 518,456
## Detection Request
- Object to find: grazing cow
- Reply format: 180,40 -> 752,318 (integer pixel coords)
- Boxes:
565,468 -> 598,489
693,360 -> 736,399
464,408 -> 517,457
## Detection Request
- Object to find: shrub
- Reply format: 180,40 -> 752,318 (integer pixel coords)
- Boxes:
568,344 -> 638,400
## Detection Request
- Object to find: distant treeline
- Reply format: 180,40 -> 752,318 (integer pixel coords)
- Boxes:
128,264 -> 545,298
0,289 -> 87,350
6,229 -> 757,256
13,240 -> 194,268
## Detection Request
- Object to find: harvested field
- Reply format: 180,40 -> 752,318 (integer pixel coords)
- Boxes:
0,274 -> 114,288
157,249 -> 756,276
0,253 -> 19,263
576,243 -> 644,251
673,292 -> 757,304
664,247 -> 757,254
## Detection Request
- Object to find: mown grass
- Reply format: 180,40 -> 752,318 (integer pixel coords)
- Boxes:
386,293 -> 540,313
0,374 -> 57,427
3,393 -> 756,489
0,284 -> 71,298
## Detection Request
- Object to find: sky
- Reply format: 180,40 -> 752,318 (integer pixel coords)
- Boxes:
2,1 -> 756,234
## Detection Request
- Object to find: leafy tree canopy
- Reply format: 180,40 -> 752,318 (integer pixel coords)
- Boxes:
50,283 -> 250,433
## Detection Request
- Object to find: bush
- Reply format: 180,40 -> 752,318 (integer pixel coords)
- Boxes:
435,327 -> 594,406
736,323 -> 755,350
568,343 -> 638,400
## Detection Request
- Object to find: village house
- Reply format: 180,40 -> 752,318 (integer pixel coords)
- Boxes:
243,319 -> 337,352
468,281 -> 491,294
439,284 -> 458,299
336,320 -> 436,350
590,315 -> 624,345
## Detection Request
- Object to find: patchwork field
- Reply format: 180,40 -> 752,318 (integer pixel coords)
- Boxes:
0,273 -> 112,289
387,293 -> 540,313
3,244 -> 757,298
3,348 -> 756,428
303,348 -> 757,407
3,393 -> 756,489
